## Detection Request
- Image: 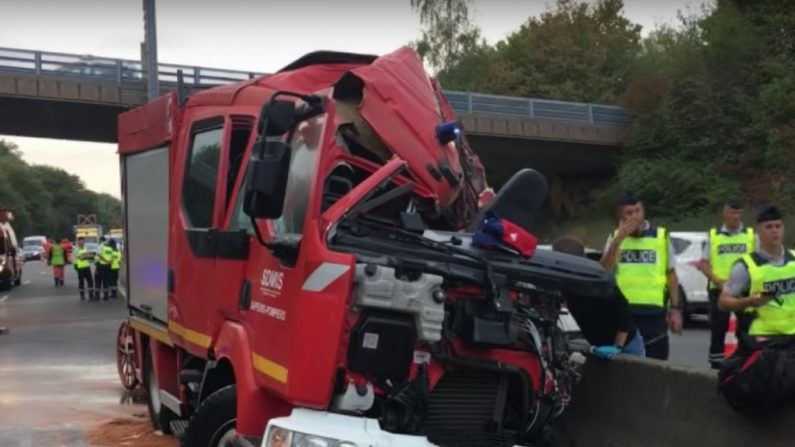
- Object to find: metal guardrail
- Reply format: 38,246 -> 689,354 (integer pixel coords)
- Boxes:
0,46 -> 629,126
444,91 -> 629,126
0,46 -> 258,86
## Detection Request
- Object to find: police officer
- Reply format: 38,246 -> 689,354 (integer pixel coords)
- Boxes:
107,239 -> 121,299
74,237 -> 95,300
94,237 -> 113,301
600,192 -> 683,360
696,199 -> 756,368
720,205 -> 795,339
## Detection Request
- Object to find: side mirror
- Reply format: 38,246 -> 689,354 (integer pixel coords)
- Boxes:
259,100 -> 296,137
243,141 -> 292,219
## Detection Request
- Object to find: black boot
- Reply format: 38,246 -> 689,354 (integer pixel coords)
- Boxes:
54,278 -> 59,286
102,292 -> 109,301
79,291 -> 85,301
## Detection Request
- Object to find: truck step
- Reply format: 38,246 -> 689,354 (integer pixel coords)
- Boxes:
169,420 -> 190,438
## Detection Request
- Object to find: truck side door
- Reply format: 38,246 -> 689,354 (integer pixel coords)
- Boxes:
227,106 -> 355,405
170,115 -> 254,355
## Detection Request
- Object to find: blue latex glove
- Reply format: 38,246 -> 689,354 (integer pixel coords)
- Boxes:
592,345 -> 621,360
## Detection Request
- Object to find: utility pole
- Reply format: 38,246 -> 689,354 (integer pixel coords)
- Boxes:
143,0 -> 159,100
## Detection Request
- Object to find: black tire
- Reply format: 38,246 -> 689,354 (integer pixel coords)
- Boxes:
143,347 -> 177,435
181,385 -> 237,447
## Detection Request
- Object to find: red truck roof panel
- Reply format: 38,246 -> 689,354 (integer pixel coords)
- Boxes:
118,92 -> 180,155
350,47 -> 463,209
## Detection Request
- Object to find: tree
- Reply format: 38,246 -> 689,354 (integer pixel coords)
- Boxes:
410,0 -> 487,74
0,139 -> 121,239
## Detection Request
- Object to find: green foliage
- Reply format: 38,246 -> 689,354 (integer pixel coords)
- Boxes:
410,0 -> 795,221
435,0 -> 643,103
410,0 -> 486,74
0,140 -> 121,239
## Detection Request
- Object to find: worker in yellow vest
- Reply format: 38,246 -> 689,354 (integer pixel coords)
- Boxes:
107,239 -> 121,299
600,192 -> 683,360
48,240 -> 67,287
94,237 -> 113,301
74,237 -> 95,300
720,205 -> 795,340
695,199 -> 756,368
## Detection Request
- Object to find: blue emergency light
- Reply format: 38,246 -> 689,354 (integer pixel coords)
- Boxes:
435,120 -> 463,145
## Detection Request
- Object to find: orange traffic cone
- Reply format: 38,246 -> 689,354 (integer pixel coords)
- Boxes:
724,312 -> 738,358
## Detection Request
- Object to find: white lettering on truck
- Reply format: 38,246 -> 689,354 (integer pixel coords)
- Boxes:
260,268 -> 284,297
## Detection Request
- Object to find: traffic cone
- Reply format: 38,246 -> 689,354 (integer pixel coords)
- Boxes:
724,312 -> 738,358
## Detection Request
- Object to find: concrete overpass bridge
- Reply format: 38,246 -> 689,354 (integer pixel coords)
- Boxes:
0,46 -> 630,220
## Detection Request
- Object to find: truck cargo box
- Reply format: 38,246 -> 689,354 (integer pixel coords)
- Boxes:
118,92 -> 180,323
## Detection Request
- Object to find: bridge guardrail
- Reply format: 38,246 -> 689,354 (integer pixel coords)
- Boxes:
0,46 -> 629,126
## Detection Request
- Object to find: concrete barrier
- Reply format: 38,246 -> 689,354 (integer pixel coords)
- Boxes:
553,356 -> 795,447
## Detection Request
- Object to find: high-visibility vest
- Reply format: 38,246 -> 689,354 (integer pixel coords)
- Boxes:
50,244 -> 66,266
743,250 -> 795,336
96,245 -> 113,266
709,227 -> 755,287
74,247 -> 91,269
614,227 -> 669,308
111,249 -> 121,270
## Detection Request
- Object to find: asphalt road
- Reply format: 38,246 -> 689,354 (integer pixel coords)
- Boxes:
0,260 -> 715,446
0,261 -> 147,447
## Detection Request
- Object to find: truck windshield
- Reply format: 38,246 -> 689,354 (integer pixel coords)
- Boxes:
230,114 -> 326,236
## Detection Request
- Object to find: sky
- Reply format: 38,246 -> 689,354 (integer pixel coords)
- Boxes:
0,0 -> 704,198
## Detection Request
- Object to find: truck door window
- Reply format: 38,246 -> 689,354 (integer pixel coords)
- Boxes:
225,117 -> 253,212
271,115 -> 326,236
228,115 -> 326,236
182,119 -> 224,228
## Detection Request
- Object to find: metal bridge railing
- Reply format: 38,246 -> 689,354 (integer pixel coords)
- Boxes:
0,46 -> 629,126
444,91 -> 629,126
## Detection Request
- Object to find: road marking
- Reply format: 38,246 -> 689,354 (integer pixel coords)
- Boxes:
23,280 -> 31,285
0,295 -> 9,303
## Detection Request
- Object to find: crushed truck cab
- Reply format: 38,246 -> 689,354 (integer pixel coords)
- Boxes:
116,46 -> 613,447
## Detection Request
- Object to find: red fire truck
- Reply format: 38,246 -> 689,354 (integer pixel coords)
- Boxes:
115,47 -> 612,447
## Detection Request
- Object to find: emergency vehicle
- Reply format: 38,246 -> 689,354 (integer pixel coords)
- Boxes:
115,47 -> 614,447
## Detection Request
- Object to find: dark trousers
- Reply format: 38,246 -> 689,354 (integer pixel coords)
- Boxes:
709,289 -> 730,365
94,265 -> 108,297
634,313 -> 669,360
108,268 -> 119,296
77,267 -> 94,297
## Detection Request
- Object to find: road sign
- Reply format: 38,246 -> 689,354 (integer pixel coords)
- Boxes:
77,214 -> 97,226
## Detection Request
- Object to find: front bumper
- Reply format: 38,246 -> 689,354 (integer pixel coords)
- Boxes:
262,409 -> 439,447
262,409 -> 534,447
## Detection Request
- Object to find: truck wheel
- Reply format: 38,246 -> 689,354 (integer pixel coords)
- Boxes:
116,322 -> 139,390
181,385 -> 237,447
144,348 -> 177,434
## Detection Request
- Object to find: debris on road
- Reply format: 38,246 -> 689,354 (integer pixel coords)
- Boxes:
85,418 -> 177,447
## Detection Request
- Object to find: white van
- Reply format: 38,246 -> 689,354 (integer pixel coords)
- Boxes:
669,231 -> 710,321
21,235 -> 47,261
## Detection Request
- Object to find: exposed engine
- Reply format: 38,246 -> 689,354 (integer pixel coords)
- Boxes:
328,225 -> 603,447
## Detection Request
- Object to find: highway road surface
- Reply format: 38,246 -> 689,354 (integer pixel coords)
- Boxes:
0,260 -> 713,446
0,260 -> 174,447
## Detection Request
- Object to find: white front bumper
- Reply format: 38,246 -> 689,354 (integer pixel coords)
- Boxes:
263,409 -> 439,447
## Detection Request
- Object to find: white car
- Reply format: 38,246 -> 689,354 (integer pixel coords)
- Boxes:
669,231 -> 709,322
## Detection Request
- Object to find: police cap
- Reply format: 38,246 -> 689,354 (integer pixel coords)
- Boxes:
756,205 -> 783,224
